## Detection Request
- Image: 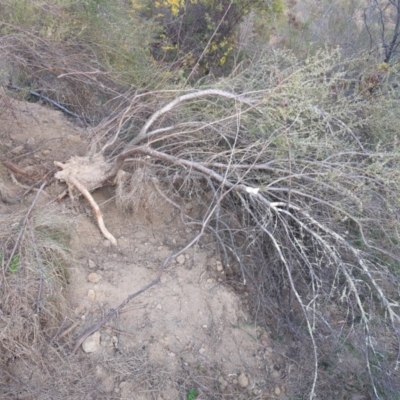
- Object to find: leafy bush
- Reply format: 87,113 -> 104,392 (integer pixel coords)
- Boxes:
135,0 -> 283,78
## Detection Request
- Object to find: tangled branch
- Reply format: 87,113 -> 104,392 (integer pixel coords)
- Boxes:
52,50 -> 400,398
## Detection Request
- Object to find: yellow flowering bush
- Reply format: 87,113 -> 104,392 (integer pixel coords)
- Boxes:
137,0 -> 282,78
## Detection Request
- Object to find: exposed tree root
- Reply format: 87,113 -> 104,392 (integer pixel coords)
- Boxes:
68,174 -> 117,246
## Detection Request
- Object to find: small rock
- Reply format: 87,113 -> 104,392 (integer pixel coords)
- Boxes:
75,304 -> 85,315
65,134 -> 82,144
103,239 -> 111,248
238,372 -> 249,388
199,347 -> 206,355
157,246 -> 163,251
176,254 -> 185,265
271,370 -> 280,379
218,377 -> 228,391
87,289 -> 96,301
156,303 -> 162,310
95,366 -> 115,393
274,386 -> 281,396
216,262 -> 224,272
11,145 -> 24,155
88,259 -> 97,269
202,325 -> 208,329
42,149 -> 51,156
95,365 -> 106,376
87,272 -> 102,283
82,331 -> 101,353
101,375 -> 115,393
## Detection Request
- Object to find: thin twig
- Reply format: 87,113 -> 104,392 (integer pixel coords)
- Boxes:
71,277 -> 160,354
29,223 -> 44,315
2,181 -> 47,278
184,1 -> 233,83
9,173 -> 51,197
49,317 -> 68,347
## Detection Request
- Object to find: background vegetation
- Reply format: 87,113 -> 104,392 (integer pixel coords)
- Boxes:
1,0 -> 400,399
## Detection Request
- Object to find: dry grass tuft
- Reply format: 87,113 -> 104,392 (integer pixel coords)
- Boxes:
0,204 -> 73,395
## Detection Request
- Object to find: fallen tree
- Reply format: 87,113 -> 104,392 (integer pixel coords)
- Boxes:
50,50 -> 400,398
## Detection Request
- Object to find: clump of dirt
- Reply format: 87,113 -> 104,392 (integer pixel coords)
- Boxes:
0,92 -> 295,398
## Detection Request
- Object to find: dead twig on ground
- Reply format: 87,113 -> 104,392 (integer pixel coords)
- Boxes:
71,276 -> 160,354
1,181 -> 47,283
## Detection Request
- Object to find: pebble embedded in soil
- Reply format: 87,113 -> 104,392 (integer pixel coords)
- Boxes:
74,304 -> 85,315
274,386 -> 281,395
88,259 -> 96,269
238,372 -> 249,388
65,134 -> 82,144
87,272 -> 102,283
271,369 -> 280,378
100,375 -> 115,393
218,376 -> 228,391
216,261 -> 223,272
87,289 -> 96,301
11,145 -> 24,155
96,366 -> 115,393
82,331 -> 101,353
176,254 -> 185,264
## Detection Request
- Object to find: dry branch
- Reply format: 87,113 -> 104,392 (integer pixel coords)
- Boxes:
47,56 -> 400,397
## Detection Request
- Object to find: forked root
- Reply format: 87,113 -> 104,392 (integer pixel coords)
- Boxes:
67,175 -> 117,246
